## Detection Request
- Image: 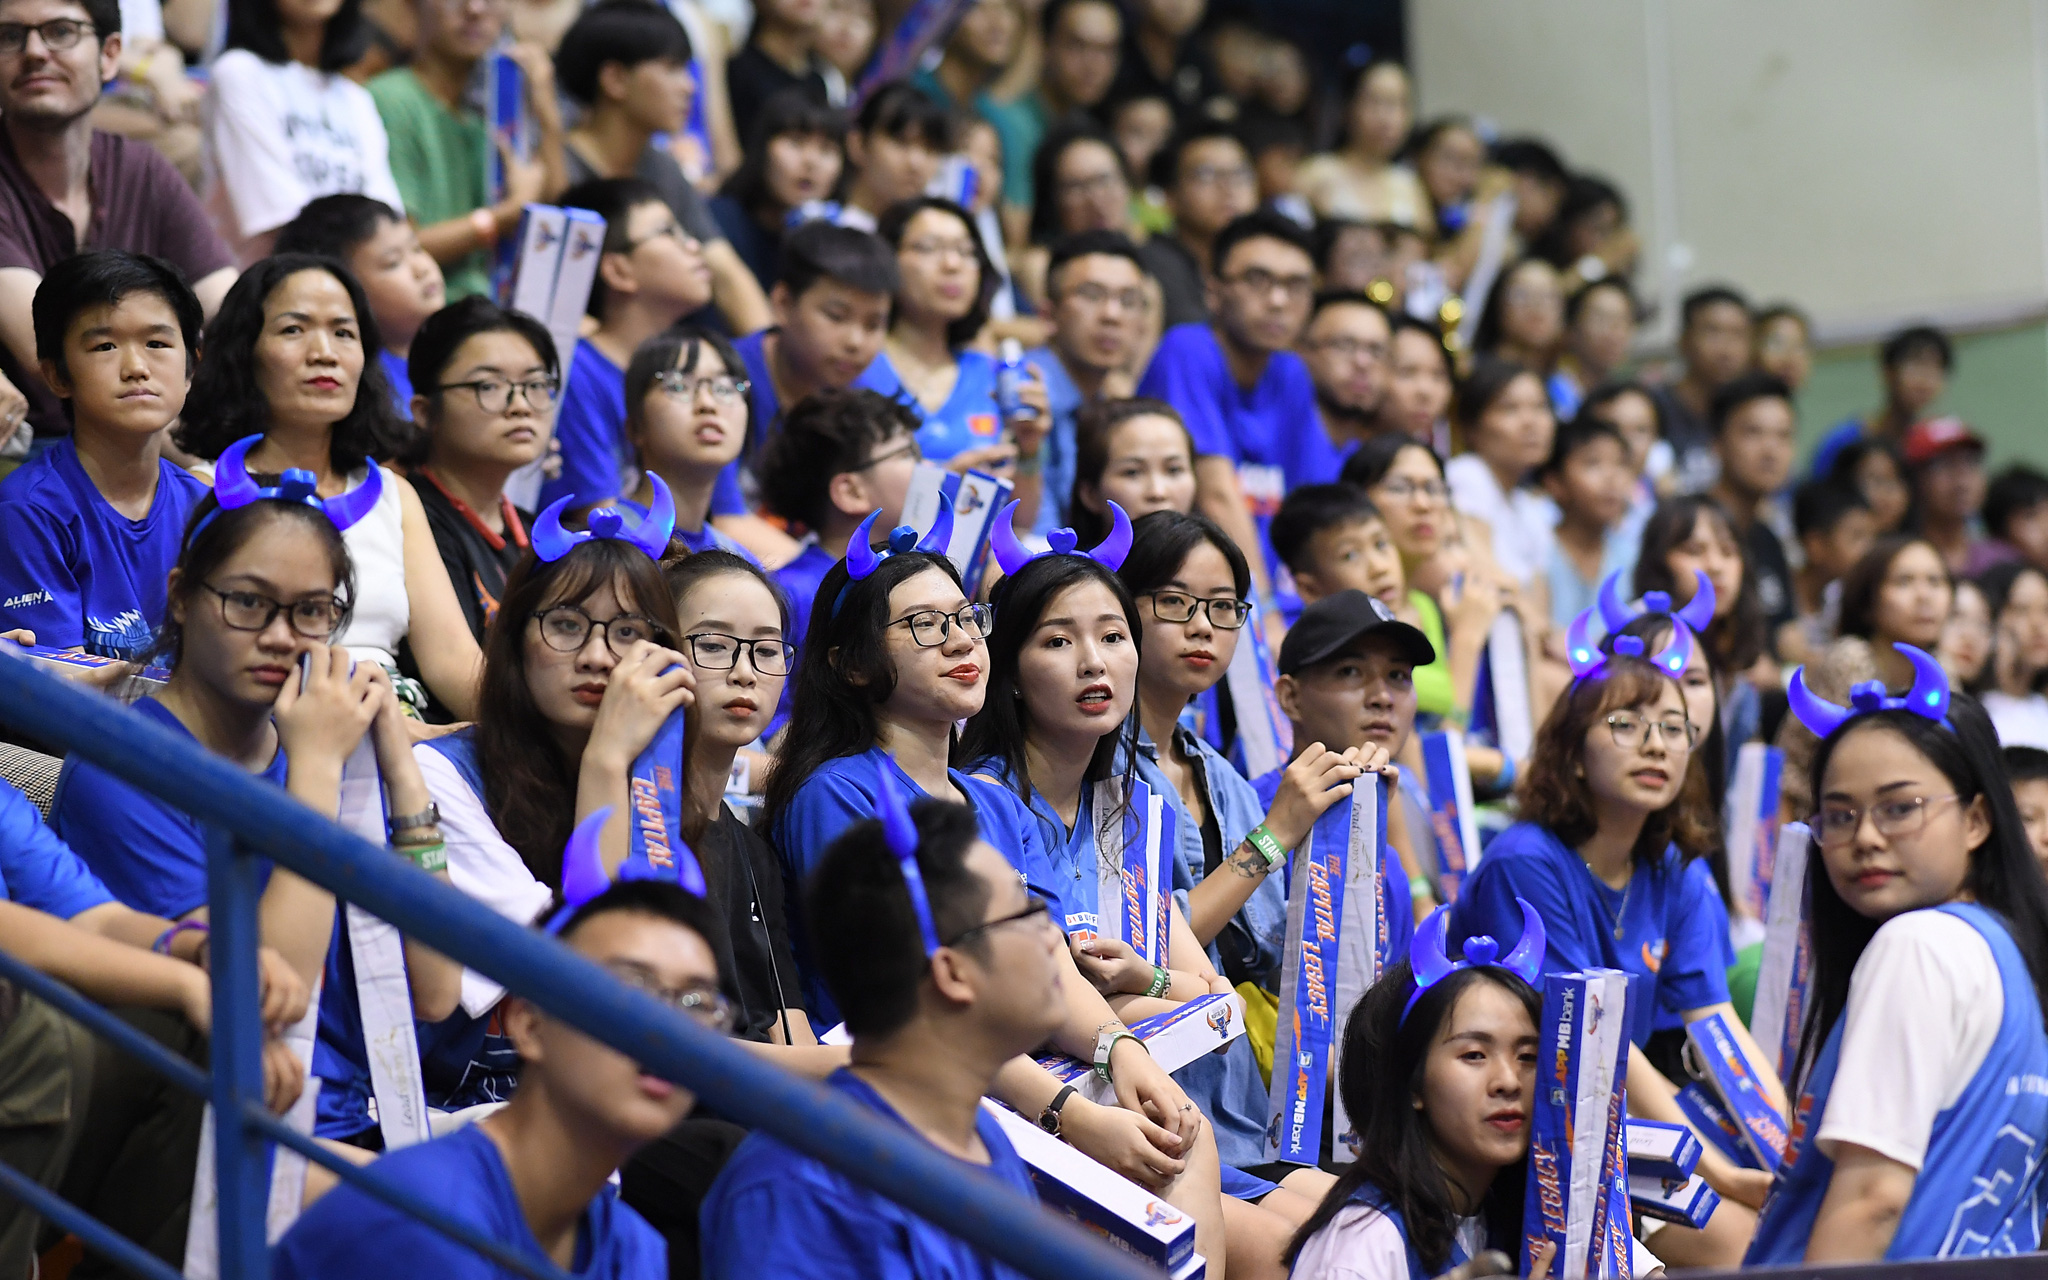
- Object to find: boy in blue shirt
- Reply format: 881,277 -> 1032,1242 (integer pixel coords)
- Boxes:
700,798 -> 1058,1280
0,251 -> 208,657
275,879 -> 718,1280
733,220 -> 896,453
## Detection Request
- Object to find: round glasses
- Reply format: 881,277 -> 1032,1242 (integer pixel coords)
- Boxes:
438,377 -> 559,414
531,605 -> 669,655
1602,712 -> 1696,750
685,632 -> 794,676
888,604 -> 994,648
1143,590 -> 1252,630
203,584 -> 345,639
1808,794 -> 1961,850
653,371 -> 749,403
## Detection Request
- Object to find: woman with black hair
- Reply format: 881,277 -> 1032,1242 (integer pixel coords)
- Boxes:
1829,438 -> 1912,534
1634,496 -> 1768,764
1748,652 -> 2048,1262
176,255 -> 483,719
1972,560 -> 2048,749
1469,258 -> 1564,379
1443,355 -> 1556,590
618,326 -> 757,559
1287,913 -> 1547,1280
204,0 -> 403,262
1067,398 -> 1198,549
710,88 -> 849,288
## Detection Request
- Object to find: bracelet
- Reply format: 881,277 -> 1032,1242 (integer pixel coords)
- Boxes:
1409,874 -> 1435,899
153,920 -> 209,956
1144,965 -> 1170,999
394,841 -> 448,873
388,802 -> 440,835
1093,1030 -> 1143,1083
470,206 -> 499,248
1244,824 -> 1287,869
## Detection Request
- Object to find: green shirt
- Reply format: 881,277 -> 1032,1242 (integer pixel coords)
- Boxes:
1409,588 -> 1458,721
367,67 -> 493,299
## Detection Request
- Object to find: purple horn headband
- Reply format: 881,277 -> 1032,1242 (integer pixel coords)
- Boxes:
830,493 -> 957,616
193,434 -> 384,539
876,766 -> 944,956
1564,601 -> 1693,681
531,474 -> 678,563
1402,898 -> 1546,1023
545,805 -> 709,935
989,500 -> 1133,577
1787,642 -> 1953,739
1595,568 -> 1716,640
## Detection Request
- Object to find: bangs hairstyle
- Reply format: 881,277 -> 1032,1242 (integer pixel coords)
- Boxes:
757,388 -> 920,531
1516,654 -> 1713,866
475,541 -> 682,889
409,295 -> 560,420
1285,962 -> 1535,1274
555,0 -> 693,106
1795,694 -> 2048,1088
720,88 -> 849,216
623,325 -> 746,452
1270,483 -> 1382,579
1118,510 -> 1251,603
1029,122 -> 1126,246
1453,353 -> 1536,433
149,500 -> 357,670
1575,379 -> 1665,439
1070,397 -> 1192,545
854,80 -> 950,149
273,194 -> 403,260
875,197 -> 998,349
661,548 -> 792,636
959,554 -> 1144,816
175,255 -> 414,474
33,249 -> 204,389
759,548 -> 967,836
225,0 -> 369,70
778,219 -> 899,300
1611,615 -> 1726,878
1538,414 -> 1627,483
1633,496 -> 1766,672
1340,431 -> 1446,491
1836,534 -> 1949,642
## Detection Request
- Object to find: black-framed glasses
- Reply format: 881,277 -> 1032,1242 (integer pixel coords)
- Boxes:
202,583 -> 345,638
1224,269 -> 1314,300
1143,590 -> 1252,630
0,18 -> 94,53
685,632 -> 794,676
438,377 -> 559,414
531,605 -> 669,655
1808,794 -> 1961,850
623,221 -> 691,252
605,966 -> 735,1033
1602,711 -> 1697,750
1373,477 -> 1449,503
946,896 -> 1053,947
653,371 -> 749,403
888,603 -> 994,648
853,438 -> 921,471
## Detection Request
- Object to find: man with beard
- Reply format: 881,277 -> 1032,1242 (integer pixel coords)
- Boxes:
1026,230 -> 1150,531
1301,291 -> 1391,452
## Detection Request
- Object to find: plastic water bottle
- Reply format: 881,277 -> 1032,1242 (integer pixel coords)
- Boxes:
996,338 -> 1038,425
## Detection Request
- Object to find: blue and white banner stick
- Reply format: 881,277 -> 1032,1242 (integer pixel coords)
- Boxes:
1420,729 -> 1481,902
1484,611 -> 1533,764
1091,779 -> 1172,966
1329,776 -> 1387,1163
1523,968 -> 1631,1279
1264,791 -> 1355,1165
1223,603 -> 1289,780
900,462 -> 1012,591
1722,743 -> 1784,931
1683,1012 -> 1788,1172
1750,822 -> 1813,1079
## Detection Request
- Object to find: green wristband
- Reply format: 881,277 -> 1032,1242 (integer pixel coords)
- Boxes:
1410,875 -> 1435,898
1144,965 -> 1170,999
395,841 -> 447,873
1244,824 -> 1286,869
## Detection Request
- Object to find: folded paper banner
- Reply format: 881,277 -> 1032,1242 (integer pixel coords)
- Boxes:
629,708 -> 688,881
1628,1171 -> 1720,1230
1523,968 -> 1632,1280
1,640 -> 169,700
1421,729 -> 1482,903
1674,1082 -> 1752,1170
1749,822 -> 1813,1079
1722,743 -> 1784,932
500,205 -> 604,511
983,1102 -> 1199,1272
1683,1011 -> 1788,1172
1089,778 -> 1174,967
1482,610 -> 1534,765
899,462 -> 1013,590
1264,785 -> 1351,1165
1625,1119 -> 1702,1183
1221,604 -> 1291,781
1329,776 -> 1388,1163
852,0 -> 974,104
1032,991 -> 1247,1107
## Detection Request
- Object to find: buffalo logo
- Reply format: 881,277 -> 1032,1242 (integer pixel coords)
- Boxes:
1206,1003 -> 1232,1040
1641,938 -> 1667,973
954,483 -> 987,517
1142,1202 -> 1184,1229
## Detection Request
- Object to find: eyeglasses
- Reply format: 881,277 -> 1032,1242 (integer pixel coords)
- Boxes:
888,603 -> 994,648
531,605 -> 670,655
902,237 -> 978,261
946,896 -> 1054,947
0,18 -> 94,53
1057,170 -> 1124,200
1372,477 -> 1449,503
1224,269 -> 1314,301
1062,282 -> 1147,312
438,377 -> 559,414
685,632 -> 794,676
623,221 -> 691,252
1311,336 -> 1389,362
605,966 -> 736,1033
1808,794 -> 1961,850
202,584 -> 345,639
653,371 -> 750,403
1143,590 -> 1252,630
1185,164 -> 1254,189
1602,711 -> 1697,750
853,438 -> 921,471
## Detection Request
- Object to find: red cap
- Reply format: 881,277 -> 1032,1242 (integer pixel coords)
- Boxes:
1902,416 -> 1985,466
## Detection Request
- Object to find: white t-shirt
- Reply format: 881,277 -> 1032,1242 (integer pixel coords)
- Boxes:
413,745 -> 556,1018
1982,691 -> 2048,752
1290,1203 -> 1488,1280
1445,452 -> 1557,588
333,465 -> 409,673
203,49 -> 405,262
1816,909 -> 2002,1169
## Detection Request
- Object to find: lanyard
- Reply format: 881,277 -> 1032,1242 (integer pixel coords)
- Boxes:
419,468 -> 528,552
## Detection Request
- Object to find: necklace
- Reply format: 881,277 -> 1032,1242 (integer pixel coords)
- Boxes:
1589,861 -> 1632,940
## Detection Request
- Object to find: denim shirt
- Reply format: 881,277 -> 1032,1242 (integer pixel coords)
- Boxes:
1132,723 -> 1285,987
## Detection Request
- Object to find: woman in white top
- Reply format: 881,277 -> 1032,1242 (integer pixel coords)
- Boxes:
175,255 -> 482,719
1445,355 -> 1557,590
1295,60 -> 1428,228
1974,561 -> 2048,749
205,0 -> 404,263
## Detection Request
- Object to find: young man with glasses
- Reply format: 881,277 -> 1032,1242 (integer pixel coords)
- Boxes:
1026,230 -> 1151,534
1150,122 -> 1259,328
0,0 -> 236,457
276,879 -> 720,1280
1301,291 -> 1392,451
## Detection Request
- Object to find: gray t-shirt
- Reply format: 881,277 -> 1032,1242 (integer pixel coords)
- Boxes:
565,141 -> 721,243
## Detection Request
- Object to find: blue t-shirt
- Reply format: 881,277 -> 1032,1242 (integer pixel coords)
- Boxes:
0,778 -> 114,919
382,348 -> 415,419
1808,418 -> 1868,482
1448,822 -> 1729,1049
700,1068 -> 1033,1280
862,349 -> 1005,463
769,746 -> 1057,1024
766,541 -> 836,740
1024,346 -> 1083,537
0,438 -> 207,656
276,1122 -> 665,1280
544,340 -> 630,510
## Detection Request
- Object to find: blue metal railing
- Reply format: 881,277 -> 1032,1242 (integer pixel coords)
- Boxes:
0,654 -> 1153,1280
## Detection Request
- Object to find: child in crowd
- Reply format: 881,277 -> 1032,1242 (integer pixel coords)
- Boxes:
1706,371 -> 1800,634
2008,745 -> 2048,873
0,252 -> 208,657
275,195 -> 447,413
710,90 -> 848,291
617,328 -> 755,558
1781,480 -> 1878,667
545,178 -> 714,510
1978,464 -> 2048,575
731,220 -> 897,450
1269,483 -> 1405,610
1537,414 -> 1638,629
837,82 -> 951,230
1829,438 -> 1913,535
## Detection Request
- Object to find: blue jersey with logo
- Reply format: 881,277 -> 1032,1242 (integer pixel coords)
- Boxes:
0,439 -> 207,656
1748,903 -> 2048,1263
1448,821 -> 1728,1048
861,349 -> 1004,463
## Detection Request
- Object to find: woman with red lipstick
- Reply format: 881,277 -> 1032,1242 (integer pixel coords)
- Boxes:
619,327 -> 757,560
1747,652 -> 2048,1264
177,255 -> 485,721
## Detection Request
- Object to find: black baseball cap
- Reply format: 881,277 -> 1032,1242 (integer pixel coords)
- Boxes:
1277,590 -> 1436,675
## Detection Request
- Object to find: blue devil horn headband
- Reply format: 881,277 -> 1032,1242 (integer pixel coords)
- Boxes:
1402,898 -> 1546,1022
531,474 -> 678,563
545,805 -> 708,934
1595,568 -> 1716,640
198,434 -> 383,538
875,766 -> 943,957
988,500 -> 1133,577
1787,642 -> 1953,738
1565,599 -> 1694,680
831,492 -> 957,615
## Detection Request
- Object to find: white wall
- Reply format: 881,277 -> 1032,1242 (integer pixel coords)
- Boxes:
1409,0 -> 2048,343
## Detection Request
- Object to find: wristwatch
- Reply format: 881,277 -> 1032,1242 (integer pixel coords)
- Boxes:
1038,1083 -> 1077,1135
1092,1026 -> 1142,1083
387,802 -> 441,836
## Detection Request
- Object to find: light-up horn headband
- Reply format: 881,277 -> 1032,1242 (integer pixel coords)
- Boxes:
1788,641 -> 1953,738
1562,570 -> 1715,681
988,499 -> 1133,577
193,434 -> 384,538
1596,568 -> 1717,641
1402,898 -> 1546,1022
544,805 -> 708,934
531,474 -> 678,563
876,766 -> 943,957
830,492 -> 956,615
